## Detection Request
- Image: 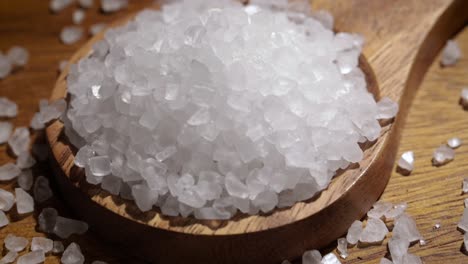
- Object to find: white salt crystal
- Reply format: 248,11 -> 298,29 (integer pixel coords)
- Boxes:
0,210 -> 9,228
367,201 -> 392,219
464,233 -> 468,252
360,218 -> 388,243
17,250 -> 45,264
441,40 -> 462,67
377,97 -> 398,119
401,254 -> 422,264
397,151 -> 414,173
312,10 -> 334,30
17,152 -> 36,169
101,0 -> 127,13
78,0 -> 93,8
8,127 -> 30,156
0,54 -> 13,79
53,241 -> 65,254
33,176 -> 53,203
0,189 -> 15,211
0,163 -> 21,181
38,207 -> 58,233
6,46 -> 29,67
433,222 -> 441,230
380,258 -> 393,264
89,23 -> 107,36
346,220 -> 363,244
458,208 -> 468,233
61,243 -> 85,264
302,249 -> 321,264
18,170 -> 34,191
0,251 -> 18,263
447,137 -> 462,149
31,237 -> 54,253
0,122 -> 13,144
388,237 -> 409,264
60,26 -> 84,45
393,213 -> 422,242
384,202 -> 407,220
337,238 -> 348,259
4,234 -> 28,252
53,216 -> 89,238
432,145 -> 455,166
15,188 -> 34,214
155,146 -> 177,162
50,0 -> 74,13
38,99 -> 66,123
89,156 -> 111,176
131,184 -> 158,212
321,253 -> 341,264
73,9 -> 86,24
0,98 -> 17,117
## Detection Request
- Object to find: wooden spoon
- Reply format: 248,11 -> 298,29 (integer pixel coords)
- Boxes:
46,1 -> 468,263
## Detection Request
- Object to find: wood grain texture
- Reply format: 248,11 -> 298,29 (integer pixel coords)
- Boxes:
0,0 -> 467,263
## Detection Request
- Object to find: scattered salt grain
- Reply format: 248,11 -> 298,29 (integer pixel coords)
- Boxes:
33,176 -> 53,203
8,127 -> 30,156
302,249 -> 321,264
30,113 -> 45,130
0,210 -> 9,228
4,234 -> 28,252
17,250 -> 45,264
0,122 -> 13,144
393,214 -> 422,243
0,54 -> 12,79
31,237 -> 54,253
0,251 -> 18,263
346,220 -> 363,245
448,137 -> 462,149
360,218 -> 388,243
458,208 -> 468,233
38,208 -> 58,233
433,222 -> 441,230
61,243 -> 85,264
15,188 -> 34,214
0,163 -> 21,181
337,238 -> 348,259
0,189 -> 15,211
79,0 -> 93,8
16,152 -> 36,169
6,46 -> 29,67
73,9 -> 86,24
52,240 -> 65,254
89,23 -> 107,36
441,40 -> 462,67
0,98 -> 17,118
367,201 -> 393,219
53,216 -> 88,238
60,26 -> 84,45
321,253 -> 341,264
432,145 -> 455,166
101,0 -> 127,13
397,151 -> 414,173
50,0 -> 74,13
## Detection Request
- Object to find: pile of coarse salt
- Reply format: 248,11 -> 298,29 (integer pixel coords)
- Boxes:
64,0 -> 398,219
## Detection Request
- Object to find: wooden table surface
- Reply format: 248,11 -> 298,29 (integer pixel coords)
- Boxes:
0,1 -> 467,263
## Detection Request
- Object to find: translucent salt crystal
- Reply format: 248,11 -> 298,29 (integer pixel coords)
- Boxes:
31,237 -> 54,253
101,175 -> 122,195
337,238 -> 348,259
0,251 -> 18,263
464,233 -> 468,252
225,172 -> 249,199
4,234 -> 28,252
0,189 -> 15,211
312,10 -> 334,29
380,258 -> 393,264
302,249 -> 321,264
38,207 -> 58,233
252,191 -> 278,213
17,170 -> 33,191
89,156 -> 111,176
359,218 -> 388,243
0,163 -> 21,181
60,26 -> 84,45
78,0 -> 93,8
6,46 -> 29,67
131,184 -> 158,212
0,122 -> 13,144
53,216 -> 89,238
461,88 -> 468,108
441,40 -> 461,67
377,97 -> 398,119
74,145 -> 95,168
52,241 -> 65,254
0,97 -> 17,117
155,146 -> 177,162
433,222 -> 441,230
73,9 -> 86,24
30,113 -> 45,130
321,253 -> 341,264
8,127 -> 30,156
50,0 -> 74,13
458,208 -> 468,233
367,201 -> 393,219
17,250 -> 45,264
401,254 -> 422,264
0,54 -> 12,79
17,152 -> 36,169
346,220 -> 363,245
33,176 -> 53,203
188,107 -> 210,126
432,145 -> 455,166
0,210 -> 9,228
384,202 -> 408,220
89,23 -> 107,36
38,99 -> 66,123
393,213 -> 422,242
61,243 -> 85,264
15,188 -> 34,214
447,137 -> 462,149
101,0 -> 128,13
388,237 -> 409,264
419,239 -> 427,246
397,151 -> 414,173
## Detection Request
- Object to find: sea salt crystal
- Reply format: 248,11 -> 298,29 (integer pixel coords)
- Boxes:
4,234 -> 28,252
0,189 -> 15,211
50,0 -> 74,13
15,188 -> 34,214
336,238 -> 348,259
464,233 -> 468,252
397,151 -> 414,173
0,163 -> 21,181
17,152 -> 36,169
18,170 -> 33,191
33,176 -> 53,203
131,184 -> 158,212
6,46 -> 29,67
384,202 -> 408,220
0,210 -> 9,228
73,9 -> 86,25
419,239 -> 427,246
38,99 -> 66,124
0,122 -> 13,144
433,222 -> 441,230
60,26 -> 84,45
393,213 -> 422,242
38,207 -> 58,233
17,250 -> 45,264
101,0 -> 127,13
31,237 -> 54,253
89,23 -> 107,36
447,137 -> 462,148
376,97 -> 398,119
53,216 -> 89,238
380,258 -> 393,264
359,218 -> 388,243
388,237 -> 409,264
302,249 -> 321,264
0,98 -> 17,117
458,208 -> 468,233
89,156 -> 111,176
61,243 -> 85,264
461,88 -> 468,108
0,251 -> 18,263
322,253 -> 341,264
367,201 -> 393,219
401,254 -> 422,264
52,241 -> 65,254
346,220 -> 363,245
432,145 -> 455,166
441,40 -> 462,66
0,54 -> 13,79
8,127 -> 30,156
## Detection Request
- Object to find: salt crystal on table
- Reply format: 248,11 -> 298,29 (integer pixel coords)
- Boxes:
441,40 -> 462,67
0,122 -> 13,144
337,238 -> 348,259
0,163 -> 21,181
89,23 -> 107,36
6,46 -> 29,67
61,243 -> 85,264
312,10 -> 334,30
52,241 -> 65,254
31,237 -> 54,253
38,207 -> 58,233
367,201 -> 393,219
30,113 -> 45,130
0,210 -> 9,228
461,88 -> 468,108
17,152 -> 36,169
33,176 -> 53,203
380,258 -> 393,264
101,0 -> 128,13
0,251 -> 18,263
0,54 -> 12,79
53,216 -> 89,238
401,254 -> 422,264
50,0 -> 74,13
60,26 -> 84,45
17,250 -> 45,264
302,249 -> 321,264
393,213 -> 422,242
322,253 -> 341,264
131,184 -> 158,212
73,9 -> 86,24
0,97 -> 17,117
432,145 -> 455,166
458,208 -> 468,233
388,237 -> 409,264
346,220 -> 363,245
39,99 -> 67,123
8,127 -> 31,156
397,151 -> 414,173
15,188 -> 34,214
464,233 -> 468,252
448,137 -> 462,149
4,234 -> 28,252
359,218 -> 388,243
78,0 -> 93,8
0,189 -> 15,211
433,222 -> 441,230
384,202 -> 408,220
